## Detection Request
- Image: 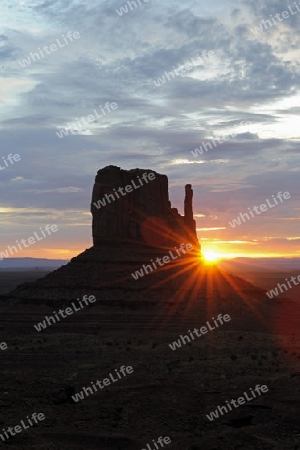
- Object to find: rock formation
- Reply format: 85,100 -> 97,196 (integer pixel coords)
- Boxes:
5,166 -> 202,304
4,166 -> 264,310
91,166 -> 199,249
184,184 -> 196,235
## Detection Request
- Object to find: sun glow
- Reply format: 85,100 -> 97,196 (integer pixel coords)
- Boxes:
202,250 -> 220,264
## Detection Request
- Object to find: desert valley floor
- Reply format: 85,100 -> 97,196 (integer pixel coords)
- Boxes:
0,264 -> 299,450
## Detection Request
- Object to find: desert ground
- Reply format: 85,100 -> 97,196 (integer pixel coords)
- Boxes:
0,270 -> 51,295
0,267 -> 299,450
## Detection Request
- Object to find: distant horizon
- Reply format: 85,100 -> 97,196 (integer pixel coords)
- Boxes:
1,254 -> 300,265
2,254 -> 300,260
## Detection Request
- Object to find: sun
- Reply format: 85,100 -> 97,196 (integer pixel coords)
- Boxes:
202,250 -> 219,264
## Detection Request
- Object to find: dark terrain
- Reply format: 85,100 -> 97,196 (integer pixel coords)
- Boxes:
220,259 -> 300,303
0,270 -> 52,295
0,263 -> 299,450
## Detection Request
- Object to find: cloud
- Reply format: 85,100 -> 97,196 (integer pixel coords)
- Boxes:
0,0 -> 299,257
27,187 -> 84,194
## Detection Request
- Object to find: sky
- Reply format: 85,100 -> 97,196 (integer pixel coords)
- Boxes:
0,0 -> 299,260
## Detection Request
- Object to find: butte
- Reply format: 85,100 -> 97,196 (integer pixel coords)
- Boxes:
4,165 -> 285,333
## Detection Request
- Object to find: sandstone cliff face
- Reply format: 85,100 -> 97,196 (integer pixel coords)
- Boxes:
91,166 -> 199,249
6,166 -> 204,304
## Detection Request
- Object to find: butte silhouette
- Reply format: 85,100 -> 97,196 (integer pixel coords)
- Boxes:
6,165 -> 278,333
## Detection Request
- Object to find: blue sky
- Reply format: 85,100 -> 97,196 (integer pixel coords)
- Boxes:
0,0 -> 299,259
